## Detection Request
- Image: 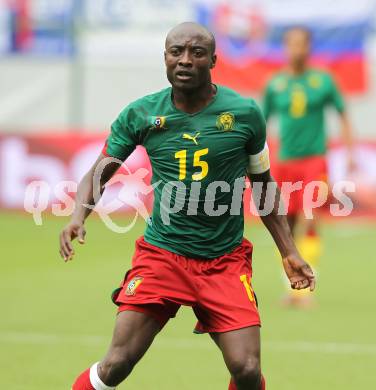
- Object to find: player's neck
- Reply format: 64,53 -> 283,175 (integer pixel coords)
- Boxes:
288,63 -> 308,76
172,83 -> 216,114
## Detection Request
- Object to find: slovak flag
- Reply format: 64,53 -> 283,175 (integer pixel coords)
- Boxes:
195,0 -> 375,94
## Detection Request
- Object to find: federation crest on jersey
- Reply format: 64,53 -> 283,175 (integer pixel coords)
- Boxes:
152,116 -> 167,130
273,77 -> 287,92
308,74 -> 322,89
216,112 -> 235,131
125,276 -> 143,296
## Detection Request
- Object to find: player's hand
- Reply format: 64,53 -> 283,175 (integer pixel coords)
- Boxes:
282,253 -> 316,291
59,222 -> 86,262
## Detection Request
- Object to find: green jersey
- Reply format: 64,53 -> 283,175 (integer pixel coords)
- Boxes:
263,69 -> 345,160
105,85 -> 266,259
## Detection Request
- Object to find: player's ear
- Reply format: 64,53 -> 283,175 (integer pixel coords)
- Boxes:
164,50 -> 167,63
210,54 -> 217,69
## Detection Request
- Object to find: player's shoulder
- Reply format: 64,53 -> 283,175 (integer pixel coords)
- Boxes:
124,87 -> 171,110
306,68 -> 334,88
118,88 -> 172,117
307,68 -> 331,78
134,87 -> 171,106
216,85 -> 264,130
217,84 -> 249,102
217,84 -> 260,113
265,72 -> 289,93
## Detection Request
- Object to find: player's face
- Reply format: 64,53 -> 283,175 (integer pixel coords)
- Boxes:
284,29 -> 311,67
165,33 -> 216,91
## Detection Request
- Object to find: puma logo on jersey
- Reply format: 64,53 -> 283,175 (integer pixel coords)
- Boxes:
183,132 -> 200,145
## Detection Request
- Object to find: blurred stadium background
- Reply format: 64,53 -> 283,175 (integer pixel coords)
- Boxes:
1,1 -> 376,389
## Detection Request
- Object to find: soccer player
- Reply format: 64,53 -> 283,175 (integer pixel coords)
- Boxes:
59,22 -> 315,390
262,26 -> 354,307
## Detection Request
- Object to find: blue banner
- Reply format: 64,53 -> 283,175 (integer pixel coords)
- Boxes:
3,0 -> 76,57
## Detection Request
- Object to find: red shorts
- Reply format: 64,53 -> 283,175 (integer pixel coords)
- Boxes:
112,237 -> 260,333
274,155 -> 328,215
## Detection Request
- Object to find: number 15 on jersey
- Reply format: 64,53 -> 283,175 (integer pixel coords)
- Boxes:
174,148 -> 209,181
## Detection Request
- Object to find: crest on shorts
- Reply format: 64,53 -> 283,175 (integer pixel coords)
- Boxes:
216,112 -> 235,131
152,116 -> 167,130
125,276 -> 143,296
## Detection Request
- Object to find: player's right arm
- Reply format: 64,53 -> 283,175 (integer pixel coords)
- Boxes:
261,79 -> 275,122
59,105 -> 139,261
59,154 -> 122,261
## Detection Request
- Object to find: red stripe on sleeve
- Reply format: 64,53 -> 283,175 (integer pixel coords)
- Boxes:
101,140 -> 110,157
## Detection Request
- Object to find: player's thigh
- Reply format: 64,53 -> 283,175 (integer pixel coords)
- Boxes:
211,326 -> 260,372
103,310 -> 161,364
193,239 -> 260,334
304,155 -> 327,184
275,160 -> 304,215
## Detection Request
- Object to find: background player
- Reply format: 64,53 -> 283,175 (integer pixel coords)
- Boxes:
60,22 -> 315,390
262,26 -> 354,307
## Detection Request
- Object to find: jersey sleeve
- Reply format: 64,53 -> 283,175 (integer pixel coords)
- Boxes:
246,102 -> 267,155
327,75 -> 345,113
103,105 -> 139,161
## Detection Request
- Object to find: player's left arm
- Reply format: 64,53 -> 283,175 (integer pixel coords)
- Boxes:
338,111 -> 356,172
328,75 -> 356,172
246,103 -> 315,291
248,168 -> 315,291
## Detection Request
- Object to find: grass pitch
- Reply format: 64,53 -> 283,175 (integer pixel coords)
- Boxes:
1,211 -> 375,389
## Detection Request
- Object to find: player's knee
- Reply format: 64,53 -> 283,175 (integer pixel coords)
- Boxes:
231,356 -> 261,386
99,349 -> 137,385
